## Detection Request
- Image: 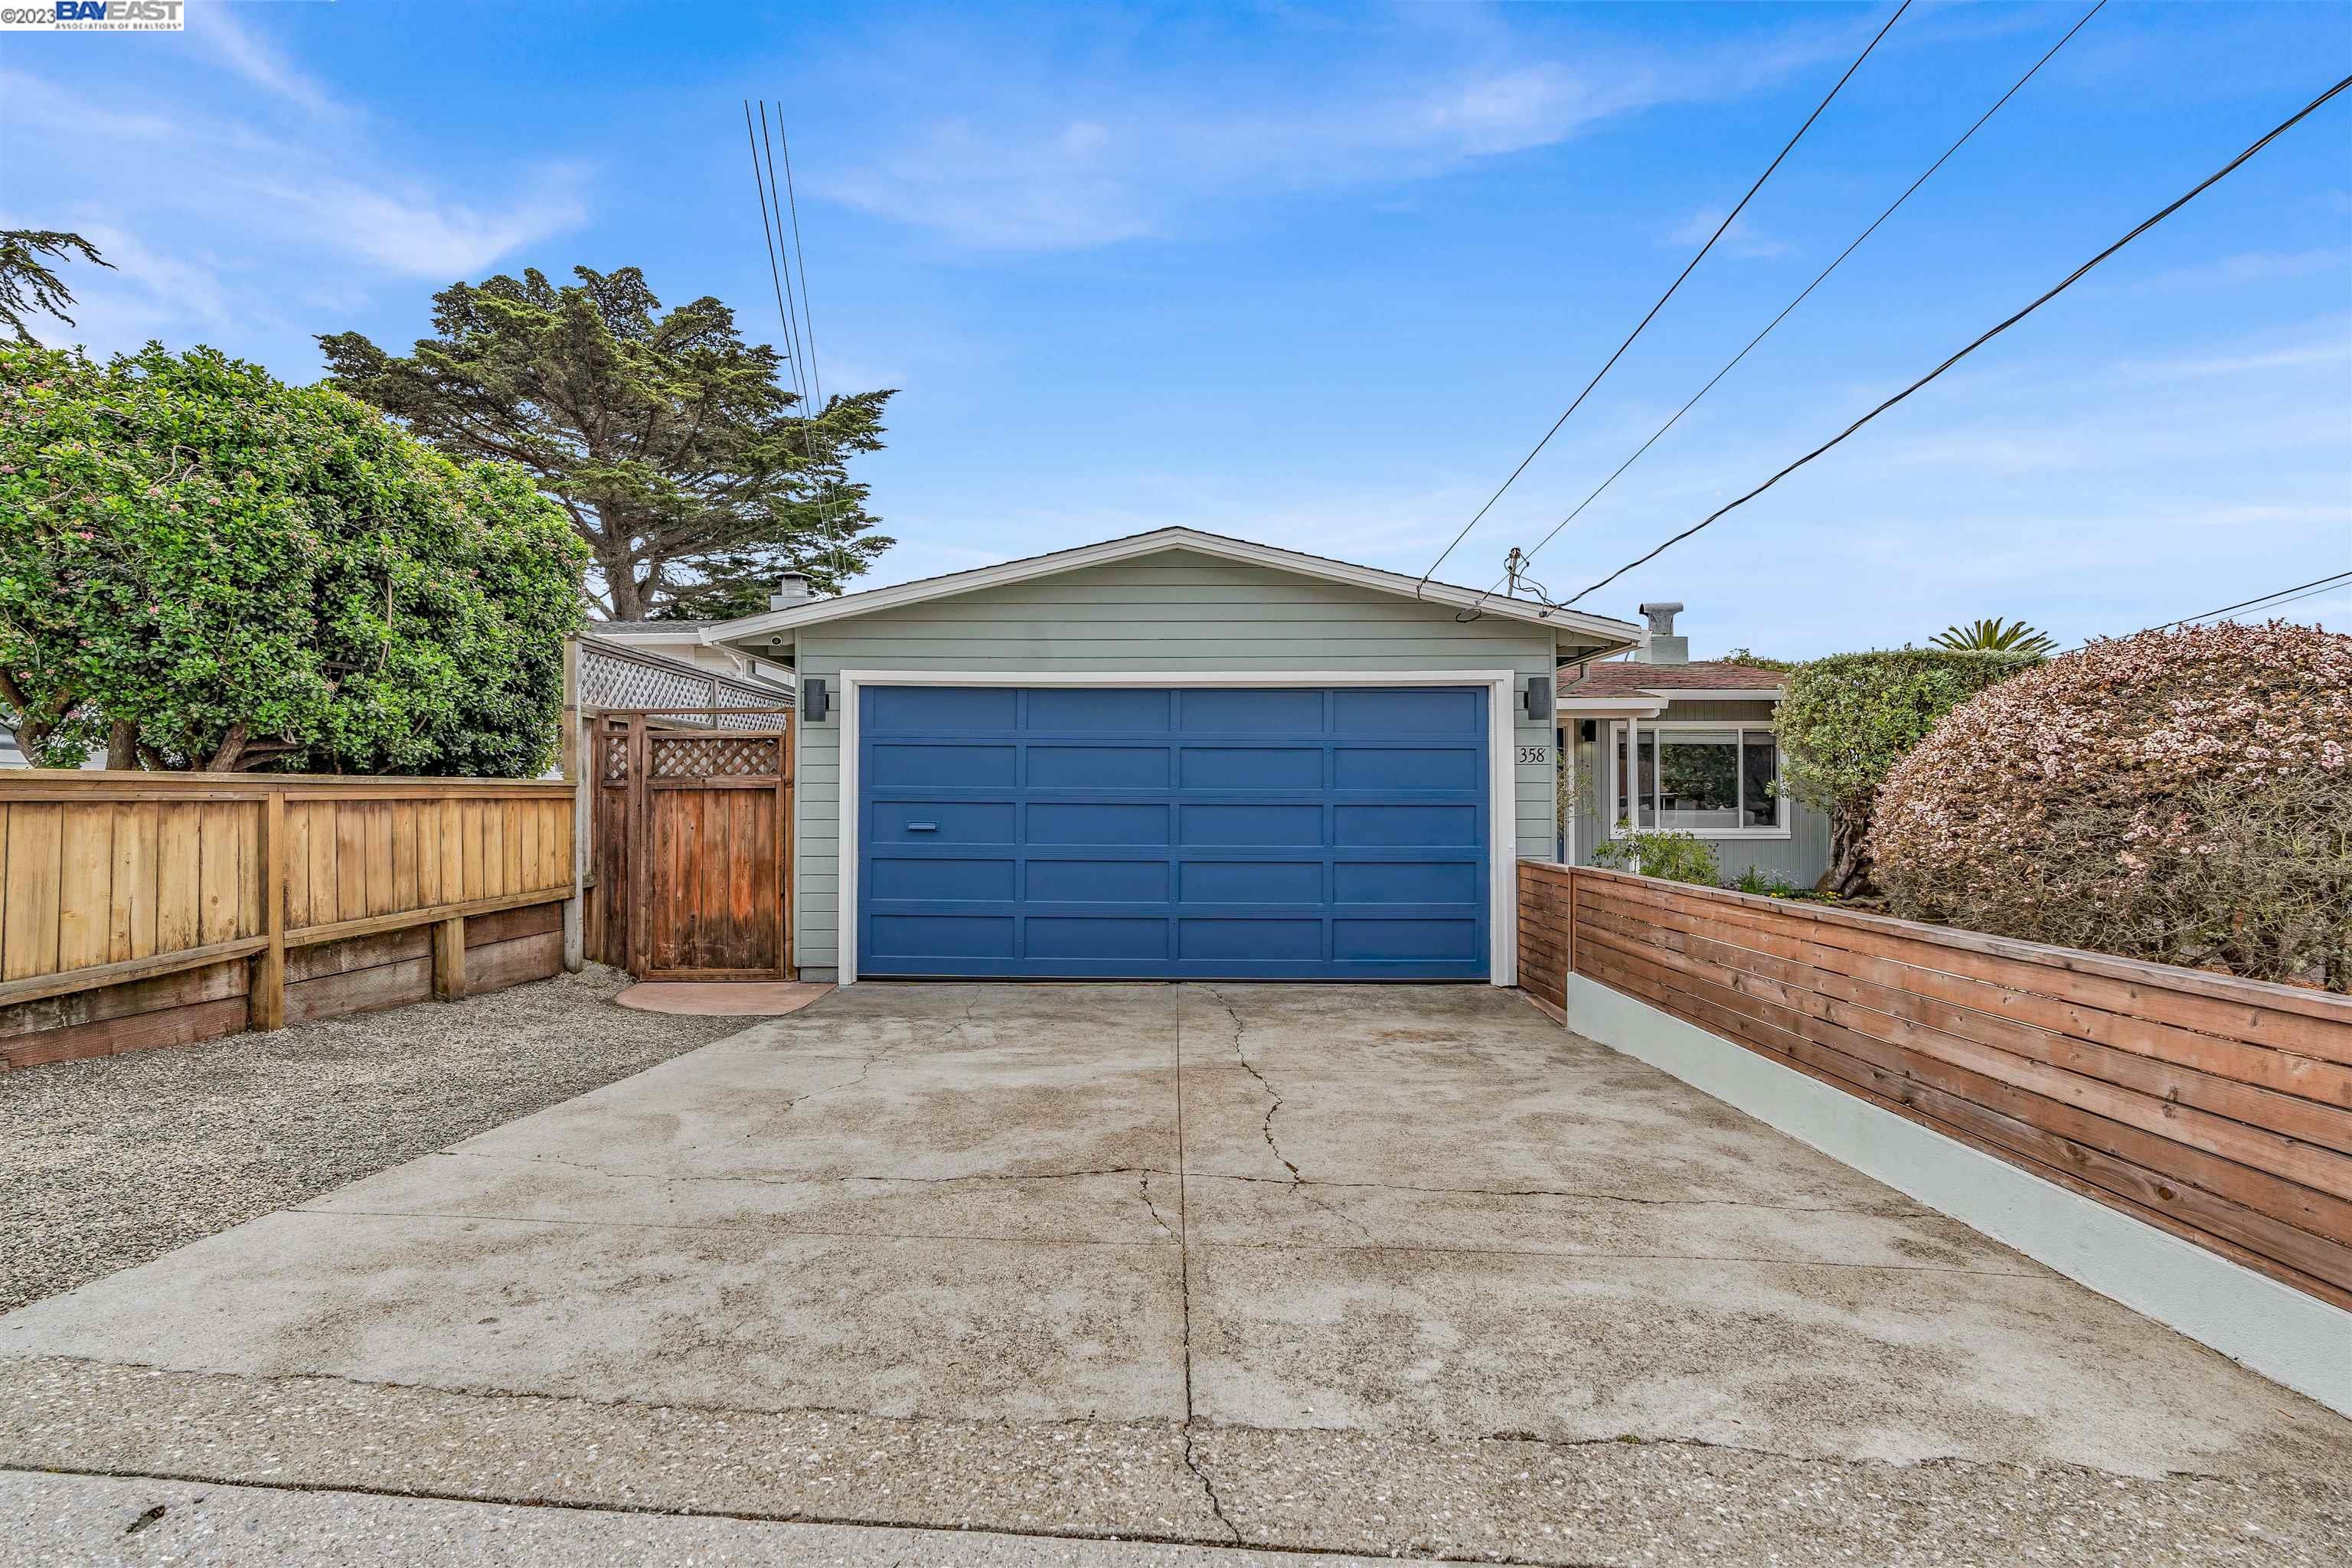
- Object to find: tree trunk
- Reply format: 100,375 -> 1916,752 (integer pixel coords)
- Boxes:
603,557 -> 645,621
107,718 -> 139,770
1820,808 -> 1876,898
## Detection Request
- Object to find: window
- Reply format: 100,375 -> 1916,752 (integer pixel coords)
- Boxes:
1610,722 -> 1785,837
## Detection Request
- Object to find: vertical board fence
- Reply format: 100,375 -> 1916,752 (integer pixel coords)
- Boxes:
1518,861 -> 2352,1308
585,712 -> 792,980
0,773 -> 577,1071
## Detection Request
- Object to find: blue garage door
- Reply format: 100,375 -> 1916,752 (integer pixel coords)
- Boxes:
857,686 -> 1490,980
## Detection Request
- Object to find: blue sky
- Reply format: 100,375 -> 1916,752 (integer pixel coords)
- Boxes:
5,0 -> 2347,655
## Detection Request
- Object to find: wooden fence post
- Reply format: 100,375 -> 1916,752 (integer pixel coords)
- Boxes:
1563,864 -> 1577,985
560,638 -> 586,974
250,788 -> 288,1031
432,915 -> 467,1001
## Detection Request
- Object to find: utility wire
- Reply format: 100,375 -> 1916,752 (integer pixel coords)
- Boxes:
749,101 -> 849,599
773,113 -> 857,596
1464,0 -> 2105,620
2062,570 -> 2352,650
1553,71 -> 2352,610
1414,0 -> 1913,597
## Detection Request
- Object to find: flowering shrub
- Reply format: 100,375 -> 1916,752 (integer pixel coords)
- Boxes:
1870,622 -> 2352,988
1777,648 -> 2041,893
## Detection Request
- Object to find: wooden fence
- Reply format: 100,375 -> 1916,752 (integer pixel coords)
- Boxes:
1519,862 -> 2352,1309
0,773 -> 577,1070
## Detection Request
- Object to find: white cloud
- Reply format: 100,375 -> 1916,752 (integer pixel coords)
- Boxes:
195,5 -> 337,115
1665,206 -> 1790,260
819,11 -> 1860,250
249,168 -> 589,278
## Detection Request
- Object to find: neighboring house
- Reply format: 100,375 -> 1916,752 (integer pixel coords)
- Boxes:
586,616 -> 798,691
688,527 -> 1640,984
1556,603 -> 1831,888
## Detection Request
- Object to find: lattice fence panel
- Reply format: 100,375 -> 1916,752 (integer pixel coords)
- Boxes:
648,734 -> 783,779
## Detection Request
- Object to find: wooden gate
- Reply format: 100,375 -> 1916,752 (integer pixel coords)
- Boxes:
590,712 -> 792,980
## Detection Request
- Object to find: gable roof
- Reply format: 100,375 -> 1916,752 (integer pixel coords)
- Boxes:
701,527 -> 1643,648
1558,659 -> 1787,697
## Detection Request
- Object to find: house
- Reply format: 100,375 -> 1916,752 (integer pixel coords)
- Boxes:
692,527 -> 1642,983
586,618 -> 797,691
1555,603 -> 1831,888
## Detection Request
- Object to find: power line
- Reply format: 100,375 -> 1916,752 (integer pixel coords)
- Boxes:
1463,0 -> 2105,620
1553,70 -> 2352,611
746,101 -> 850,597
771,110 -> 855,595
1414,0 -> 1913,597
2076,570 -> 2352,648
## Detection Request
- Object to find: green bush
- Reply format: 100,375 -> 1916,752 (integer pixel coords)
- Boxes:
1592,828 -> 1722,887
1777,648 -> 2039,893
0,341 -> 587,773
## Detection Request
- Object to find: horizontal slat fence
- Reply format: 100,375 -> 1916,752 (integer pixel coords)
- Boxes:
1522,862 -> 2352,1309
0,773 -> 575,1070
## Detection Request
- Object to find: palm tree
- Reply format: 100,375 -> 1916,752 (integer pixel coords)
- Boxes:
1931,617 -> 2056,655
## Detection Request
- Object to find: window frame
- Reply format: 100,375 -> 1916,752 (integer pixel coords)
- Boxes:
1606,720 -> 1792,841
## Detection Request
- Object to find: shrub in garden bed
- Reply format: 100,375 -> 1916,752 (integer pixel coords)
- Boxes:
1869,621 -> 2351,989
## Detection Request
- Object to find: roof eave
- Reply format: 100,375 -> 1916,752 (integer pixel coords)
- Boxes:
704,528 -> 1644,646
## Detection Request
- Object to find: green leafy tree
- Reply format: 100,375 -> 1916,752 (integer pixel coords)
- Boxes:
0,341 -> 587,773
319,265 -> 894,621
0,229 -> 110,343
1777,648 -> 2040,895
1930,617 -> 2056,655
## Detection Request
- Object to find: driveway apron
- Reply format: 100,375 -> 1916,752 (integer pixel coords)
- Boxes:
5,982 -> 2348,1563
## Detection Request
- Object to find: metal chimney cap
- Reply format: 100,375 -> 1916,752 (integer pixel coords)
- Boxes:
1637,602 -> 1684,636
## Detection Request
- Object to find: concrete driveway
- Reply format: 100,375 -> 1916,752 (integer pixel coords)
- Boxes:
5,983 -> 2348,1566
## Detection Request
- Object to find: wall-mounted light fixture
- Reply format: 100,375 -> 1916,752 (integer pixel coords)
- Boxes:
1523,675 -> 1551,720
802,677 -> 829,722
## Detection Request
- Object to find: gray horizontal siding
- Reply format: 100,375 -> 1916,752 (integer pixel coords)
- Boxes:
764,550 -> 1557,976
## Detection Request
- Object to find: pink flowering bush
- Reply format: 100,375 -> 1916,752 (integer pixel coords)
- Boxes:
1870,621 -> 2351,988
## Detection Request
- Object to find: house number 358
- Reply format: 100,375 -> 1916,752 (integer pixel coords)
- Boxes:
1516,745 -> 1551,765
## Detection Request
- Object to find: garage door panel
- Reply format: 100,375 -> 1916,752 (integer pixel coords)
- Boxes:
867,743 -> 1018,786
1338,917 -> 1480,961
1334,804 -> 1480,847
1334,861 -> 1481,903
1028,688 -> 1171,731
1333,688 -> 1479,733
1028,745 -> 1171,788
1029,802 -> 1171,844
1178,688 -> 1322,732
1179,802 -> 1324,847
868,913 -> 1014,959
858,685 -> 1488,979
1179,746 -> 1323,789
1334,746 -> 1481,791
1027,860 -> 1169,903
867,687 -> 1018,731
1181,919 -> 1324,961
1027,916 -> 1169,961
1181,860 -> 1322,903
869,858 -> 1015,901
870,800 -> 1016,844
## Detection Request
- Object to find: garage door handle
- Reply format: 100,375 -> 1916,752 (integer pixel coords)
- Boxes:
906,821 -> 938,831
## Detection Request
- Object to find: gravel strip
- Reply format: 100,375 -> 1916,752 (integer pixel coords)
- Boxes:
0,965 -> 746,1315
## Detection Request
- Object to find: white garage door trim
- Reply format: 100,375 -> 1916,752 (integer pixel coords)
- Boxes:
833,669 -> 1521,988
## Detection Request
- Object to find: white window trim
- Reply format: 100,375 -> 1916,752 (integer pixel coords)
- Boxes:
1606,720 -> 1792,841
833,669 -> 1522,988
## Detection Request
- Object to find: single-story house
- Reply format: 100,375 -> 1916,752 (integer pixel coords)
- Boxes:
1556,603 -> 1831,888
695,527 -> 1642,985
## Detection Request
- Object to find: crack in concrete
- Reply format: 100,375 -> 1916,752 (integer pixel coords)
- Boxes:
1170,987 -> 1240,1543
1191,1169 -> 1931,1218
733,988 -> 988,1146
1200,985 -> 1381,1249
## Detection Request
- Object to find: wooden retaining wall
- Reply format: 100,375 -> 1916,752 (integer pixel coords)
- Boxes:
1518,861 -> 2352,1309
0,773 -> 577,1071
